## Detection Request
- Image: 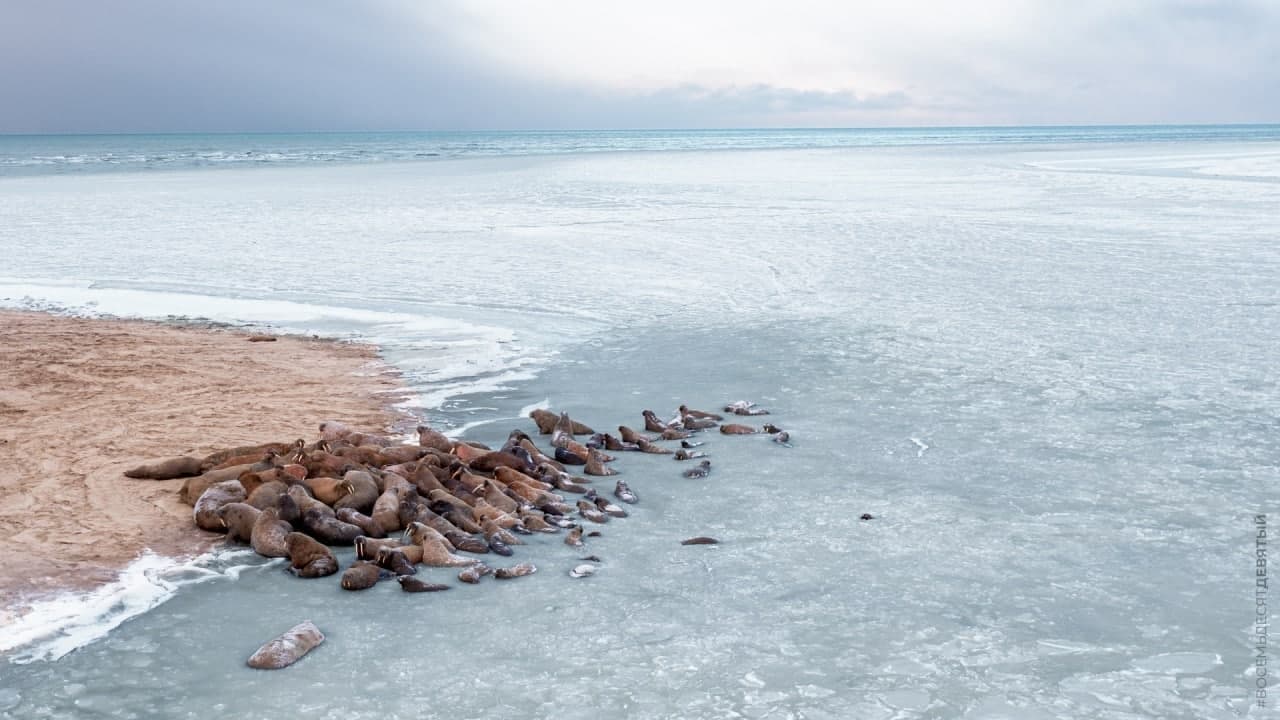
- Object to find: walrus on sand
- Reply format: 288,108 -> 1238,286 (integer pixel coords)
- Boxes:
123,456 -> 203,480
194,480 -> 247,532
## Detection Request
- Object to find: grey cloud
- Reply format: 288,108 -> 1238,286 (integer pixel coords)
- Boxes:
0,0 -> 1275,132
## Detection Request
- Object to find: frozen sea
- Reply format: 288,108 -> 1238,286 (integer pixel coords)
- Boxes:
0,127 -> 1278,718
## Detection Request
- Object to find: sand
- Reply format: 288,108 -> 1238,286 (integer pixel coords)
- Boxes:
0,310 -> 408,610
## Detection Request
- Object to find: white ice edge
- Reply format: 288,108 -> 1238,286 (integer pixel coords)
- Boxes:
0,280 -> 549,412
0,550 -> 282,664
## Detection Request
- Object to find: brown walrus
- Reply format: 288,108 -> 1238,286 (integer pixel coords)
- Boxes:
374,546 -> 418,576
371,488 -> 404,534
494,562 -> 537,579
340,561 -> 384,591
584,448 -> 618,477
287,485 -> 333,518
354,535 -> 401,561
217,502 -> 261,544
719,423 -> 758,435
458,563 -> 493,584
245,480 -> 290,511
250,508 -> 292,558
334,470 -> 379,513
678,405 -> 724,421
335,507 -> 385,538
201,441 -> 296,472
397,577 -> 450,592
194,480 -> 248,532
301,508 -> 362,545
416,425 -> 453,453
618,425 -> 654,444
467,450 -> 531,474
405,522 -> 479,567
642,410 -> 669,433
123,456 -> 203,480
285,533 -> 338,578
635,439 -> 672,455
529,408 -> 594,435
246,621 -> 325,669
303,475 -> 348,506
179,463 -> 254,505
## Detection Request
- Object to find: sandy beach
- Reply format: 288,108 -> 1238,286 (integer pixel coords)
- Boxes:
0,310 -> 407,611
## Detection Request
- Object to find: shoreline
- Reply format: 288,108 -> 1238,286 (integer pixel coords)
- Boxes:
0,309 -> 411,616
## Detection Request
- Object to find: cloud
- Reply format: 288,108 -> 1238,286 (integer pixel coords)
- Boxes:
0,0 -> 1274,132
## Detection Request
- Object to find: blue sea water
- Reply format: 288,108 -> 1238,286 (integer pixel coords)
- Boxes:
2,125 -> 1279,176
0,126 -> 1278,718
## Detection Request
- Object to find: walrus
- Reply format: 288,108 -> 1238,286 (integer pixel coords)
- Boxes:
245,480 -> 290,511
250,508 -> 292,558
302,508 -> 362,545
336,507 -> 385,538
318,421 -> 355,442
334,470 -> 379,513
246,621 -> 324,669
374,547 -> 417,576
719,423 -> 758,435
340,561 -> 385,591
303,475 -> 349,506
201,441 -> 296,471
458,563 -> 493,584
724,400 -> 769,416
405,522 -> 480,567
681,415 -> 718,431
635,439 -> 672,455
398,577 -> 450,592
217,502 -> 261,544
483,519 -> 524,547
344,432 -> 392,448
584,448 -> 618,477
371,488 -> 404,534
564,525 -> 585,547
679,405 -> 724,422
577,499 -> 608,524
519,510 -> 558,533
617,425 -> 654,444
467,450 -> 532,474
642,410 -> 670,433
592,495 -> 628,518
549,473 -> 590,494
681,536 -> 719,545
674,449 -> 707,461
124,456 -> 203,480
287,485 -> 333,518
530,408 -> 593,435
613,480 -> 638,504
682,460 -> 712,478
285,533 -> 338,578
354,535 -> 402,561
494,562 -> 536,579
446,532 -> 491,555
554,447 -> 587,465
771,431 -> 792,447
416,425 -> 453,453
518,438 -> 564,470
179,463 -> 254,505
194,481 -> 248,532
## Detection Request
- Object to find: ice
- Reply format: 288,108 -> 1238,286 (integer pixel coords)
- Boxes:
1,135 -> 1277,718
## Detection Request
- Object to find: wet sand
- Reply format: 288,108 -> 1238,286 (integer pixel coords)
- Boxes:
0,310 -> 408,611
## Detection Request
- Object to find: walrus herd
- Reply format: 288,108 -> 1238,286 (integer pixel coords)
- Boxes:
124,400 -> 789,664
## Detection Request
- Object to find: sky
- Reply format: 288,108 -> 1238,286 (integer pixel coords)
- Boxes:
1,0 -> 1276,132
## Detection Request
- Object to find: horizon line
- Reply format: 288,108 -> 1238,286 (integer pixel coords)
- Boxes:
2,122 -> 1279,138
